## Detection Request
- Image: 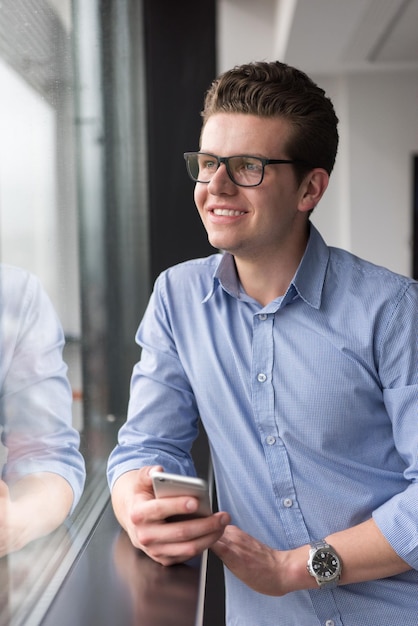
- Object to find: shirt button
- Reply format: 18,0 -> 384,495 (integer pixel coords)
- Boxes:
257,373 -> 267,382
266,435 -> 276,445
259,313 -> 267,320
283,498 -> 293,508
325,621 -> 335,626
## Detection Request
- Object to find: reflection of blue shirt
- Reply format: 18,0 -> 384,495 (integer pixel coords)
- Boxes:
0,265 -> 85,512
108,224 -> 418,625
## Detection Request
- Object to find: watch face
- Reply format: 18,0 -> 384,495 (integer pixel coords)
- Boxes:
312,550 -> 340,580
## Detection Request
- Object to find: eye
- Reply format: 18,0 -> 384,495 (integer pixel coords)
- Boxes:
230,156 -> 263,179
231,156 -> 262,174
243,157 -> 262,172
199,156 -> 217,170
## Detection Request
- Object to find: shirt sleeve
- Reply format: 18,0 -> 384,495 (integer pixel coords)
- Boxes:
372,282 -> 418,569
0,268 -> 86,513
107,273 -> 200,490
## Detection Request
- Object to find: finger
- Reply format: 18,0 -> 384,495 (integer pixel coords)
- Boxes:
145,518 -> 230,566
131,492 -> 200,527
211,525 -> 244,558
133,465 -> 164,495
136,512 -> 229,557
152,493 -> 203,521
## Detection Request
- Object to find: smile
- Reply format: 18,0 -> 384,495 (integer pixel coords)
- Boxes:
212,209 -> 246,216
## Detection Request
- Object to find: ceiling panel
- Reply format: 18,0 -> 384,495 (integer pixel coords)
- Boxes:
284,0 -> 418,73
218,0 -> 418,74
372,0 -> 418,63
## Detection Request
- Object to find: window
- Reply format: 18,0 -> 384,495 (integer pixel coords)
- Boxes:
0,1 -> 148,622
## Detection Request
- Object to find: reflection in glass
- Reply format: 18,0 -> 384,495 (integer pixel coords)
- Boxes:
0,1 -> 89,623
0,264 -> 86,547
0,0 -> 82,427
0,263 -> 86,619
0,0 -> 150,622
113,531 -> 201,626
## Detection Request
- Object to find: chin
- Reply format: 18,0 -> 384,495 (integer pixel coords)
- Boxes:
208,233 -> 236,252
209,241 -> 233,254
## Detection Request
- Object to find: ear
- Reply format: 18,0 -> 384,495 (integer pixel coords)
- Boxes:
297,168 -> 329,213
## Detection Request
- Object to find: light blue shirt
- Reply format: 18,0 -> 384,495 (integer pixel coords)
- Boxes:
0,265 -> 85,511
108,225 -> 418,626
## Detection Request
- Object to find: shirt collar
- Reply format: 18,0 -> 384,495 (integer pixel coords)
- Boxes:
291,224 -> 330,309
202,253 -> 239,302
203,223 -> 330,309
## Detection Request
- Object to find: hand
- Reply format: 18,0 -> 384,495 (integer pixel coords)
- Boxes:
111,466 -> 230,566
212,525 -> 297,596
0,474 -> 73,557
213,521 -> 414,596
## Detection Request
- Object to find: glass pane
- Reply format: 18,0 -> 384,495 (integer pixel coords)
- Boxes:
0,1 -> 106,622
0,0 -> 150,621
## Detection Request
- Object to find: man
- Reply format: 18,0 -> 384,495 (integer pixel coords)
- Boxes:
0,265 -> 85,555
107,61 -> 418,625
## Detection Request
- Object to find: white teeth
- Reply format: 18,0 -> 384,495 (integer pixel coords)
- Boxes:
213,209 -> 245,216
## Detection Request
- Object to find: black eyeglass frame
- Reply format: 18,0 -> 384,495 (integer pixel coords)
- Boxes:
183,151 -> 309,187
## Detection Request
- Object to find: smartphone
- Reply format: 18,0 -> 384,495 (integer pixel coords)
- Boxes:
151,471 -> 212,519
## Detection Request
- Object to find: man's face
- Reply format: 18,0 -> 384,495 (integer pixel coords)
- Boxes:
194,112 -> 310,262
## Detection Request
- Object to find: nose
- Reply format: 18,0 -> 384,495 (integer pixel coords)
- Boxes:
207,162 -> 236,194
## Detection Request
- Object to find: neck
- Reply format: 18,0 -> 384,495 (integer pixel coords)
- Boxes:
234,234 -> 308,307
234,259 -> 294,307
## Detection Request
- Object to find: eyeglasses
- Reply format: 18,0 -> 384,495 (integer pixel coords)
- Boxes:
184,152 -> 306,187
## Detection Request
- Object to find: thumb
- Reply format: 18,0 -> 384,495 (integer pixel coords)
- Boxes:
134,465 -> 164,495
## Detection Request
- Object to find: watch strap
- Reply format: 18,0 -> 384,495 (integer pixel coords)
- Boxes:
310,539 -> 331,552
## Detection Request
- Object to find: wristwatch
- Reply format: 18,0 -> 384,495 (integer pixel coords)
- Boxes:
307,540 -> 342,589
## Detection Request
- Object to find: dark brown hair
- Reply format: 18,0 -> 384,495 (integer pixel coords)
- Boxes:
201,61 -> 339,177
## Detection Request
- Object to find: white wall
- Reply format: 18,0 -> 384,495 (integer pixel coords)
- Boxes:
312,70 -> 418,277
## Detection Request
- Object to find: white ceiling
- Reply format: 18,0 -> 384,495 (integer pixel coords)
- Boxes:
281,0 -> 418,73
219,0 -> 418,74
